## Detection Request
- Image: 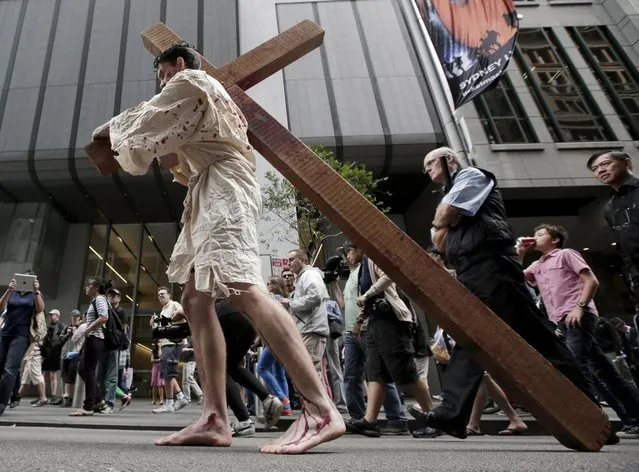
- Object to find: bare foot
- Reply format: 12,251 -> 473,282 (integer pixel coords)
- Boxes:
260,401 -> 345,454
155,412 -> 232,447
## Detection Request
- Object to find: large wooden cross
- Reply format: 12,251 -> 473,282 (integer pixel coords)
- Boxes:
86,21 -> 609,451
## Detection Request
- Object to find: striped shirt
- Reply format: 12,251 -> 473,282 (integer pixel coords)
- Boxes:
87,295 -> 109,339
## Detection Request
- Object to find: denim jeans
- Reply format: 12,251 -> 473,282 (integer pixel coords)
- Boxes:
101,350 -> 119,407
0,334 -> 29,414
559,312 -> 639,426
256,347 -> 289,401
343,331 -> 407,426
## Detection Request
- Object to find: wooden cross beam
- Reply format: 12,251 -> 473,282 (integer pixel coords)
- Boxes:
87,21 -> 609,451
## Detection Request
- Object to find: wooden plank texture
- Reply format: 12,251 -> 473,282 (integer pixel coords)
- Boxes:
132,22 -> 609,451
142,20 -> 324,90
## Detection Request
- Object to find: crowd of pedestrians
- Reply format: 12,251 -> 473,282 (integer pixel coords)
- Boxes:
1,145 -> 639,449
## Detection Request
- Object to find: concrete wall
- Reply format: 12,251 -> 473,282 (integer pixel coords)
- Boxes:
42,223 -> 91,320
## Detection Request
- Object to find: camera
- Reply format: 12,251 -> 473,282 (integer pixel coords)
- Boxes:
322,254 -> 351,284
151,315 -> 191,341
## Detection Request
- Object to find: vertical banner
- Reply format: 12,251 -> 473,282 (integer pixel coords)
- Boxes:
413,0 -> 519,108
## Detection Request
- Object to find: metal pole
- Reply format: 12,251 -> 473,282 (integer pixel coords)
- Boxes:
407,0 -> 474,165
128,222 -> 145,343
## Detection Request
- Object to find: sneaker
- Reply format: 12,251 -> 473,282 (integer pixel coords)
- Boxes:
93,401 -> 106,413
32,399 -> 49,407
617,425 -> 639,439
281,407 -> 293,416
153,403 -> 175,414
345,418 -> 381,438
412,426 -> 443,439
379,423 -> 410,435
30,399 -> 39,405
262,395 -> 283,429
174,397 -> 189,411
231,419 -> 256,437
9,395 -> 20,409
61,397 -> 72,408
97,405 -> 114,414
120,394 -> 132,411
49,396 -> 63,406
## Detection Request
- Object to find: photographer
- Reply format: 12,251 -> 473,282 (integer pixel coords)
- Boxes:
344,242 -> 438,438
152,287 -> 189,414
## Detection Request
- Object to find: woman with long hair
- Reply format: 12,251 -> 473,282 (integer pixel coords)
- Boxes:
256,277 -> 292,414
70,278 -> 110,416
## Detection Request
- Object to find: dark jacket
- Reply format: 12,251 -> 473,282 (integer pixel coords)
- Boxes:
604,176 -> 639,272
445,168 -> 515,274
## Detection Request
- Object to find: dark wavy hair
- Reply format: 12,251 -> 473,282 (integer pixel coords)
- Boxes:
86,277 -> 113,295
153,42 -> 201,70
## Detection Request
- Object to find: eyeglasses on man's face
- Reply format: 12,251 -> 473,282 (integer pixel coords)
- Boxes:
282,273 -> 294,279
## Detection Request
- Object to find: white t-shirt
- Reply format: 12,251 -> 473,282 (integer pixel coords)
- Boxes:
158,300 -> 184,347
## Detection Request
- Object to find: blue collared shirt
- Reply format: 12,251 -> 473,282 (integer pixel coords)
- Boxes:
442,167 -> 494,217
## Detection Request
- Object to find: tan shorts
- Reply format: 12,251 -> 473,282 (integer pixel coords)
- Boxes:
21,347 -> 45,386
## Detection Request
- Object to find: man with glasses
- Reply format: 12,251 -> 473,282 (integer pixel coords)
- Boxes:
588,151 -> 639,313
280,270 -> 295,295
414,147 -> 598,440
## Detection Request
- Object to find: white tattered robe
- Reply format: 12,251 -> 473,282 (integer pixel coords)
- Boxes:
109,69 -> 264,294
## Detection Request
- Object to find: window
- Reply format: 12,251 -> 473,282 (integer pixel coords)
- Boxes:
475,75 -> 537,144
137,223 -> 175,310
569,26 -> 639,140
514,28 -> 615,142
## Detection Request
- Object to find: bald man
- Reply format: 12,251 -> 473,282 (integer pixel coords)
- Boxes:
411,147 -> 599,442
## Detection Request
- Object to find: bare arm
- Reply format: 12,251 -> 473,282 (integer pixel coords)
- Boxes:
564,269 -> 599,328
433,202 -> 462,229
33,279 -> 44,313
0,279 -> 16,312
432,227 -> 448,254
577,269 -> 599,304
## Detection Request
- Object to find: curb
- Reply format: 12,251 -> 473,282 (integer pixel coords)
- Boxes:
1,417 -> 622,435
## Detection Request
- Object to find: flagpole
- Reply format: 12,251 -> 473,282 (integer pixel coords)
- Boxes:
407,0 -> 475,166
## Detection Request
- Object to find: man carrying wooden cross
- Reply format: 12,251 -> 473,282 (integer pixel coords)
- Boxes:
91,43 -> 345,454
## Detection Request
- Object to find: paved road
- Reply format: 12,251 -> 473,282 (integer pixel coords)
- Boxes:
0,398 -> 621,435
1,426 -> 637,472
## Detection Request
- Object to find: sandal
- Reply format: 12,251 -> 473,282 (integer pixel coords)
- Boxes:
466,428 -> 483,436
498,426 -> 527,436
69,409 -> 94,416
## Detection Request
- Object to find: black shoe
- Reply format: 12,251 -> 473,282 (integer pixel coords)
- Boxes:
606,430 -> 620,445
50,396 -> 63,406
407,405 -> 467,439
412,426 -> 444,439
9,395 -> 21,408
345,418 -> 381,438
30,398 -> 39,405
61,397 -> 72,408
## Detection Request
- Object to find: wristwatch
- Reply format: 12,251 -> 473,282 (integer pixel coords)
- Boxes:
577,301 -> 587,308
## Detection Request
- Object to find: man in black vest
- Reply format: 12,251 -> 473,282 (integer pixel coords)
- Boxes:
412,147 -> 598,439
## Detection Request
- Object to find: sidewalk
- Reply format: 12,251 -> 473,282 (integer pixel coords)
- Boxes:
0,398 -> 622,435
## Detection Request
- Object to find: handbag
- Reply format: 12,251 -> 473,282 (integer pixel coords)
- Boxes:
29,311 -> 46,344
429,327 -> 451,364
